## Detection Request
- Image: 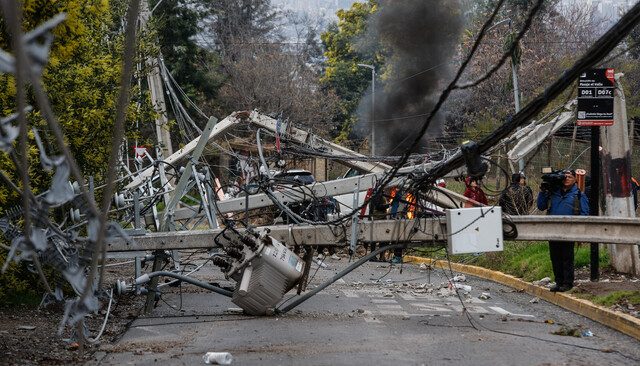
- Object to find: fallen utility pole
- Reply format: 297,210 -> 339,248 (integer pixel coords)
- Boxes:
106,216 -> 640,253
140,0 -> 173,158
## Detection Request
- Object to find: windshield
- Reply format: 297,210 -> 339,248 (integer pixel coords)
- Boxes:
274,172 -> 315,185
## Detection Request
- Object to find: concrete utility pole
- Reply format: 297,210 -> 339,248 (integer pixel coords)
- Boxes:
488,19 -> 524,172
601,73 -> 640,275
139,0 -> 173,158
357,63 -> 376,156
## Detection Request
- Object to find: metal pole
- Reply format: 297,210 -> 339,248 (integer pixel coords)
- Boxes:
511,34 -> 524,172
371,68 -> 376,157
590,126 -> 600,281
512,59 -> 521,113
140,0 -> 173,158
357,64 -> 376,156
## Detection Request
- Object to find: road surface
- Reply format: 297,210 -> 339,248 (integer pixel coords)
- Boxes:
100,257 -> 640,365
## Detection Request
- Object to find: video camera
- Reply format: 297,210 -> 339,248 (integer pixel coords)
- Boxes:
540,167 -> 565,192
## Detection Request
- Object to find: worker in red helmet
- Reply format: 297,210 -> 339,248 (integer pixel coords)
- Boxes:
463,176 -> 488,208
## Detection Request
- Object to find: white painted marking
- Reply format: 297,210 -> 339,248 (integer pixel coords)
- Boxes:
362,310 -> 382,323
410,303 -> 452,312
378,309 -> 409,316
465,297 -> 486,304
398,293 -> 415,301
341,290 -> 359,298
371,299 -> 398,304
450,304 -> 489,314
489,306 -> 535,318
406,293 -> 439,301
489,306 -> 510,315
375,304 -> 403,309
135,326 -> 163,336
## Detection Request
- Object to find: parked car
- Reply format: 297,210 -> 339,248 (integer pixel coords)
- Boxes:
272,169 -> 338,223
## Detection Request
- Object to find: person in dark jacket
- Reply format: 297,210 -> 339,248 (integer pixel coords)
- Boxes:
499,173 -> 533,215
537,170 -> 589,292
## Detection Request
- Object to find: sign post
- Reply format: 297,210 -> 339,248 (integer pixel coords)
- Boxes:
578,68 -> 614,281
577,68 -> 615,127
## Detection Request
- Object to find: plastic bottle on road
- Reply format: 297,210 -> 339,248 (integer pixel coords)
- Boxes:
203,352 -> 233,365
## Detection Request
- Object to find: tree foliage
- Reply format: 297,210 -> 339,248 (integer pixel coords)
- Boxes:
447,0 -> 601,138
320,0 -> 382,143
0,0 -> 151,206
150,0 -> 224,117
0,0 -> 155,304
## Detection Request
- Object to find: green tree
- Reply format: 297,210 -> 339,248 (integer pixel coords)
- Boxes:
320,0 -> 382,143
0,0 -> 149,191
150,0 -> 224,118
0,0 -> 152,303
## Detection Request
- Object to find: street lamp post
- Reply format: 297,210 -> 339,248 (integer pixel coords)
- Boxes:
489,19 -> 523,170
357,63 -> 376,156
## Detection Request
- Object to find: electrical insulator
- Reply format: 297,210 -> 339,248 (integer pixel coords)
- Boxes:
212,257 -> 232,272
226,248 -> 244,261
240,235 -> 258,250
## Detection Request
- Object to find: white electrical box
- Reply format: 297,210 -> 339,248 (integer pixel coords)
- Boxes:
446,207 -> 503,254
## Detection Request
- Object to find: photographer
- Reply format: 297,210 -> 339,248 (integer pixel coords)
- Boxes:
537,170 -> 589,292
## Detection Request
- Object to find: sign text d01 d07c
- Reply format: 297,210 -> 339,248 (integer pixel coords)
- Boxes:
577,68 -> 614,126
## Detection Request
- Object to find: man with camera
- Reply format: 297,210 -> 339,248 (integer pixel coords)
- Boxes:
537,170 -> 589,292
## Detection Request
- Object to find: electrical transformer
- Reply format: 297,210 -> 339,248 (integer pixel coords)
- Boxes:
218,230 -> 304,315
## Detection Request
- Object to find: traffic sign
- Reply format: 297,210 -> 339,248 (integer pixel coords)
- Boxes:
577,68 -> 615,126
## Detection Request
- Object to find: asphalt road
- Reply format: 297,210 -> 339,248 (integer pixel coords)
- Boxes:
99,257 -> 640,365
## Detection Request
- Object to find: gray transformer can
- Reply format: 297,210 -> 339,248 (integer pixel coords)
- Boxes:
231,236 -> 304,315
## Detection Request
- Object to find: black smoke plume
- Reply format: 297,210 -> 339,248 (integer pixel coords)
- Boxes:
357,0 -> 463,155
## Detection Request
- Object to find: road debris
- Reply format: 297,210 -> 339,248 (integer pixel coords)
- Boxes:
313,259 -> 329,269
533,277 -> 551,287
529,297 -> 540,304
452,274 -> 466,282
16,325 -> 36,331
454,283 -> 472,292
552,326 -> 583,337
203,352 -> 233,365
479,292 -> 491,300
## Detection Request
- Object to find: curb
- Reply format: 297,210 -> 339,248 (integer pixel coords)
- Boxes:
404,255 -> 640,341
